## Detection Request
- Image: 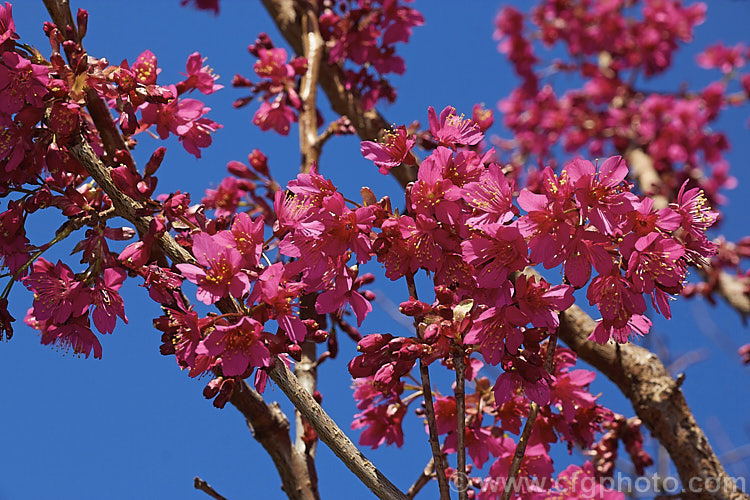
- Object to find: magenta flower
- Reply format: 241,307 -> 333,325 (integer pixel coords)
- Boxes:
203,176 -> 242,218
230,212 -> 265,268
180,0 -> 219,14
360,126 -> 416,174
315,273 -> 372,327
42,315 -> 102,360
198,316 -> 270,377
428,105 -> 484,148
673,180 -> 718,239
250,263 -> 307,343
566,156 -> 637,235
589,313 -> 652,345
463,163 -> 517,227
551,369 -> 597,423
464,305 -> 526,363
0,297 -> 14,340
411,148 -> 463,224
180,52 -> 223,94
351,402 -> 406,449
514,275 -> 574,329
493,367 -> 551,407
0,113 -> 26,172
176,232 -> 250,305
587,271 -> 645,330
253,98 -> 296,135
0,51 -> 50,114
444,426 -> 503,469
139,87 -> 221,158
91,268 -> 128,334
0,2 -> 19,46
622,233 -> 686,294
131,49 -> 159,85
696,42 -> 746,73
254,48 -> 294,83
23,258 -> 90,325
318,193 -> 375,263
625,197 -> 681,237
471,103 -> 494,131
461,223 -> 528,288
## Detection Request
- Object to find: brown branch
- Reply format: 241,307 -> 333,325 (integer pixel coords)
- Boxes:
229,381 -> 318,500
454,352 -> 467,500
559,305 -> 748,500
267,358 -> 408,500
260,0 -> 417,187
194,477 -> 228,500
500,332 -> 557,500
405,273 -> 451,500
406,458 -> 434,499
293,2 -> 326,491
297,0 -> 324,172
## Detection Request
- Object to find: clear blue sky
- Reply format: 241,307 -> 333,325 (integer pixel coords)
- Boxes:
2,1 -> 749,499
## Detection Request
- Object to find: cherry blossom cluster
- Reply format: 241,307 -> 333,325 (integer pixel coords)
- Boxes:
493,0 -> 748,207
491,0 -> 750,343
347,105 -> 713,494
318,0 -> 424,110
232,33 -> 308,136
0,2 -> 737,497
0,3 -> 219,348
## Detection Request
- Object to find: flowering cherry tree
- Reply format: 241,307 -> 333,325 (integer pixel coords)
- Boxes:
1,1 -> 749,499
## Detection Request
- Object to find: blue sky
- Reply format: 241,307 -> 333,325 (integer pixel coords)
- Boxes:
1,1 -> 749,499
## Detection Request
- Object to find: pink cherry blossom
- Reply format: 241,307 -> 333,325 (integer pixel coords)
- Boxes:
198,316 -> 270,377
176,232 -> 250,305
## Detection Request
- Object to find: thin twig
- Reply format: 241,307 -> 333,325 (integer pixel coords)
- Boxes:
454,351 -> 467,500
500,332 -> 557,500
405,273 -> 451,500
193,477 -> 227,500
267,359 -> 407,500
406,457 -> 435,499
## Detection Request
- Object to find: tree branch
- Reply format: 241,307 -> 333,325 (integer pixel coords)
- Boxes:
405,274 -> 451,499
406,458 -> 434,499
260,0 -> 417,187
229,381 -> 318,500
454,352 -> 467,500
500,331 -> 557,500
194,476 -> 228,500
559,305 -> 747,500
267,358 -> 408,500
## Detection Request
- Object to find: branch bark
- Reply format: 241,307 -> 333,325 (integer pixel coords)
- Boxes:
406,274 -> 451,500
261,0 -> 417,187
559,305 -> 747,500
230,381 -> 318,500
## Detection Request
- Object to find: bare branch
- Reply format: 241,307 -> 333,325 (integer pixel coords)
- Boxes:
559,305 -> 748,500
261,0 -> 417,187
406,458 -> 435,499
454,352 -> 467,500
194,477 -> 228,500
267,359 -> 408,500
500,332 -> 557,500
229,381 -> 319,500
406,274 -> 451,499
